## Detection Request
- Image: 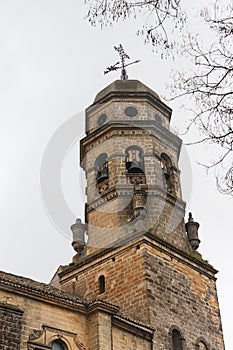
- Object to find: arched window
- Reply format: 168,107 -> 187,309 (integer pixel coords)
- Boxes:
99,275 -> 105,294
172,329 -> 183,350
95,153 -> 109,194
198,340 -> 208,350
161,153 -> 172,179
126,146 -> 144,174
161,153 -> 176,195
51,339 -> 67,350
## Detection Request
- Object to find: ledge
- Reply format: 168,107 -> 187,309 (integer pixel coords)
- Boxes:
93,79 -> 161,103
59,229 -> 217,285
112,314 -> 154,341
0,301 -> 23,314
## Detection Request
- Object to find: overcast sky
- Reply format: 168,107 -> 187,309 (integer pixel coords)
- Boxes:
0,1 -> 232,348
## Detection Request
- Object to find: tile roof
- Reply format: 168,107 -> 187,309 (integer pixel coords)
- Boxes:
0,270 -> 86,308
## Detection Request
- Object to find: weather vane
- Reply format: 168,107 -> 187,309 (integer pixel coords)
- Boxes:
104,44 -> 140,80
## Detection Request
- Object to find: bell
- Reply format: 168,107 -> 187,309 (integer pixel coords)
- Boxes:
97,168 -> 108,184
163,171 -> 170,180
127,161 -> 144,174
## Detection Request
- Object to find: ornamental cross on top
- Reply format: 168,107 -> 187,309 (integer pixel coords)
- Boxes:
104,44 -> 140,80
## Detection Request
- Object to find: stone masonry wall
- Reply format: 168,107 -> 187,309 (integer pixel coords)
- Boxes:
84,131 -> 180,203
87,194 -> 190,252
0,285 -> 153,350
145,246 -> 225,350
0,303 -> 23,350
0,290 -> 87,350
112,326 -> 151,350
84,125 -> 189,252
61,243 -> 151,323
86,100 -> 170,135
88,311 -> 112,350
61,237 -> 225,350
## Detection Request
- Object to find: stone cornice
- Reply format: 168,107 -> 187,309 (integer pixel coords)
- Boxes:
88,79 -> 171,120
86,185 -> 185,213
0,270 -> 127,318
59,232 -> 217,283
0,270 -> 87,313
112,314 -> 154,341
0,301 -> 23,314
80,121 -> 181,166
87,299 -> 120,315
144,232 -> 218,278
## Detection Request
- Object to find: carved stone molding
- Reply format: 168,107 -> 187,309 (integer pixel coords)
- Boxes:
27,325 -> 86,350
127,174 -> 146,185
29,329 -> 44,341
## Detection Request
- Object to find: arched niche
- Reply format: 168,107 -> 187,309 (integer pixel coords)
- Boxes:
51,339 -> 68,350
160,153 -> 178,196
168,326 -> 185,350
98,275 -> 105,294
94,153 -> 109,194
125,146 -> 144,174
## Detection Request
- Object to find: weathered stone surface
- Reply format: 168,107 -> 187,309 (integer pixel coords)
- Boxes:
0,303 -> 23,350
59,233 -> 224,349
81,79 -> 189,252
0,79 -> 225,350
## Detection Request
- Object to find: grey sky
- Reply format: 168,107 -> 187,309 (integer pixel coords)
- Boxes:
0,1 -> 232,348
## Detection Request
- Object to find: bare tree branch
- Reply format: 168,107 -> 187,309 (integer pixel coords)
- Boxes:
83,0 -> 233,194
170,3 -> 233,194
84,0 -> 186,55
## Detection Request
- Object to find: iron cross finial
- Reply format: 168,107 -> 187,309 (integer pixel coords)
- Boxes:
104,44 -> 140,80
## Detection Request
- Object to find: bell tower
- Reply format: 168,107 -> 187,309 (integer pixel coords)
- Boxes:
58,79 -> 225,350
80,79 -> 190,252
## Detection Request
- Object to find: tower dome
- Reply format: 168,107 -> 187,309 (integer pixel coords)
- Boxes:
93,79 -> 161,104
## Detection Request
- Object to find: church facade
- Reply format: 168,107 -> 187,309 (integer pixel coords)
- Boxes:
0,80 -> 225,350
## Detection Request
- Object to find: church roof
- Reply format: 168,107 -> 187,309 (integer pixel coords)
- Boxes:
0,270 -> 85,308
0,270 -> 122,315
0,270 -> 153,330
93,79 -> 161,104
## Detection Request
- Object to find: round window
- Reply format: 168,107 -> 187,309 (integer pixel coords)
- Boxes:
124,106 -> 138,117
97,114 -> 107,126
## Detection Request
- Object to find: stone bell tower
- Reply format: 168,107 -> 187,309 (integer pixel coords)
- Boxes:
58,79 -> 225,350
79,79 -> 189,253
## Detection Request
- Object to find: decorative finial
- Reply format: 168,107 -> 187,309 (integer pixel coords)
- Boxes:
71,218 -> 86,255
188,212 -> 194,222
185,212 -> 200,250
104,44 -> 140,80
